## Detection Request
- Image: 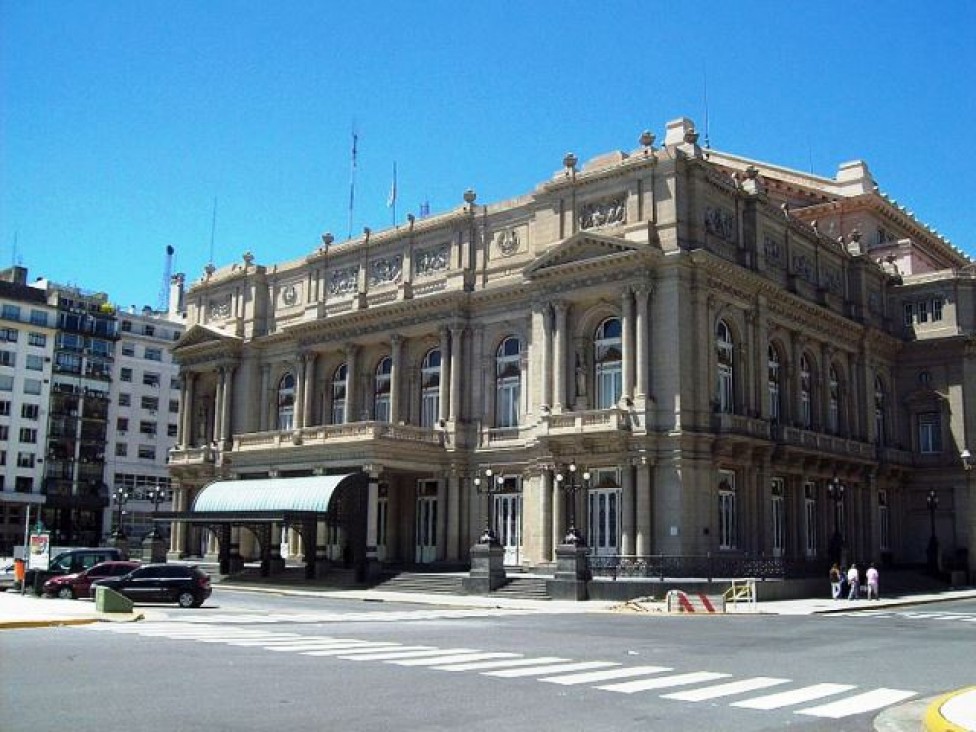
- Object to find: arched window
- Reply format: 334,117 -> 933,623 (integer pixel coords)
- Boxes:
874,376 -> 887,445
276,373 -> 295,431
716,320 -> 734,414
495,337 -> 521,428
331,363 -> 348,425
718,473 -> 737,550
799,353 -> 812,429
420,349 -> 441,428
828,365 -> 840,434
767,345 -> 782,423
374,357 -> 392,423
594,317 -> 622,409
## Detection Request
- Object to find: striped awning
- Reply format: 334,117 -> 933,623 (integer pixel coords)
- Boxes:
191,473 -> 361,514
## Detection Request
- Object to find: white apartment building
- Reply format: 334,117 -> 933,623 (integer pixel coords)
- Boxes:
0,269 -> 58,553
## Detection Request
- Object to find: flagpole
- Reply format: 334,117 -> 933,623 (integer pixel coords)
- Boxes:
348,127 -> 358,240
389,161 -> 398,227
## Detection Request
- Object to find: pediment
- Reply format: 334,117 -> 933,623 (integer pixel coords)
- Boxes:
173,323 -> 242,351
523,231 -> 640,278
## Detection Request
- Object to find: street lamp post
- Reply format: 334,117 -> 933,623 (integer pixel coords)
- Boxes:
473,468 -> 504,545
112,488 -> 130,539
146,487 -> 167,539
926,489 -> 939,572
554,462 -> 590,546
827,477 -> 845,566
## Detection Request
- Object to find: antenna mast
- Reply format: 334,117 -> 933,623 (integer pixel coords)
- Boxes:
157,245 -> 175,312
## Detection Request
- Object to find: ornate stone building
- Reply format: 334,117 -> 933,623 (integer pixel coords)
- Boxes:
166,117 -> 975,581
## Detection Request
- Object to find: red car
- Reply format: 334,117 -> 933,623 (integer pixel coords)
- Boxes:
43,561 -> 142,599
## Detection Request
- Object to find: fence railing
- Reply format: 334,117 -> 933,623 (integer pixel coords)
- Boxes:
587,554 -> 823,581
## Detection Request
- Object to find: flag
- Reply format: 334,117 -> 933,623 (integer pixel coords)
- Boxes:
419,200 -> 430,218
387,162 -> 397,208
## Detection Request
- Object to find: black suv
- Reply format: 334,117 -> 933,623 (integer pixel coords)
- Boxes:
92,564 -> 212,608
25,547 -> 125,594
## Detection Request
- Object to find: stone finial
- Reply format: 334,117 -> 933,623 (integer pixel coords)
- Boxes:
463,188 -> 477,205
204,263 -> 216,278
683,127 -> 700,145
242,251 -> 254,266
850,227 -> 862,243
319,232 -> 333,253
639,130 -> 656,150
363,226 -> 371,244
407,213 -> 415,230
563,152 -> 578,171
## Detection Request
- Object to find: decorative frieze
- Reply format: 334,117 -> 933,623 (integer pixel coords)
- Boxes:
821,267 -> 843,295
207,296 -> 231,320
704,206 -> 736,242
496,229 -> 520,256
415,244 -> 449,277
791,254 -> 815,284
280,283 -> 300,307
329,266 -> 359,296
579,196 -> 626,231
369,255 -> 402,286
763,236 -> 784,268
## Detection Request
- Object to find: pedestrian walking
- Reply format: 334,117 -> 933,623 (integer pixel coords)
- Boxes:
839,565 -> 849,599
866,563 -> 880,600
847,563 -> 860,600
829,563 -> 842,599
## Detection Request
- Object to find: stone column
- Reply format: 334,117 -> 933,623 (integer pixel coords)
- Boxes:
635,460 -> 652,555
553,302 -> 567,413
634,286 -> 650,404
621,288 -> 634,404
552,474 -> 564,553
449,326 -> 463,423
438,327 -> 450,424
345,344 -> 359,423
302,353 -> 316,428
212,368 -> 223,444
446,470 -> 461,561
219,365 -> 234,443
437,474 -> 448,560
293,356 -> 305,429
259,364 -> 271,432
539,469 -> 553,562
179,373 -> 195,447
621,464 -> 635,556
389,335 -> 402,423
538,303 -> 553,411
363,469 -> 381,579
167,485 -> 187,560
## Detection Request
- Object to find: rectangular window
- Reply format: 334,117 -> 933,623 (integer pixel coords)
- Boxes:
717,472 -> 737,550
23,379 -> 42,395
144,325 -> 155,337
804,482 -> 817,558
0,400 -> 9,415
167,423 -> 178,437
19,427 -> 37,443
0,374 -> 13,391
1,304 -> 20,321
121,343 -> 135,357
139,421 -> 157,435
141,396 -> 159,411
917,300 -> 928,323
29,310 -> 48,327
903,302 -> 915,326
117,417 -> 129,432
137,445 -> 156,460
170,378 -> 180,390
121,320 -> 132,332
169,399 -> 179,413
0,425 -> 7,440
932,298 -> 943,321
143,372 -> 160,387
17,452 -> 35,468
144,347 -> 162,361
0,350 -> 15,367
118,393 -> 131,407
918,412 -> 942,454
26,354 -> 44,371
0,327 -> 17,343
21,403 -> 39,420
116,443 -> 128,457
770,478 -> 786,557
878,490 -> 890,552
120,367 -> 133,382
28,332 -> 46,347
15,476 -> 32,493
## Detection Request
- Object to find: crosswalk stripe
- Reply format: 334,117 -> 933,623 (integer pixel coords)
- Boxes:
796,688 -> 917,718
266,642 -> 377,652
224,637 -> 338,647
302,643 -> 412,657
432,656 -> 571,672
662,676 -> 791,701
390,652 -> 521,667
597,671 -> 730,694
540,666 -> 672,686
485,661 -> 620,678
731,683 -> 856,710
340,648 -> 468,661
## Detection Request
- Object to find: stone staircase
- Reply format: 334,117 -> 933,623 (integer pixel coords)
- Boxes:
493,576 -> 551,600
371,572 -> 466,595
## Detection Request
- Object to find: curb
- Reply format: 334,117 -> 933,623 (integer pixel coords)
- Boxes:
0,618 -> 101,630
922,686 -> 976,732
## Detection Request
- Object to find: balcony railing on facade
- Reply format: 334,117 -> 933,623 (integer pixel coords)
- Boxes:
234,421 -> 445,452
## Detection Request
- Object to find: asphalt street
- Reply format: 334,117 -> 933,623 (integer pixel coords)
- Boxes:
1,590 -> 972,732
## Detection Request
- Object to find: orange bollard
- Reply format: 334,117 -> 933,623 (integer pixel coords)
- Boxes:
13,558 -> 25,582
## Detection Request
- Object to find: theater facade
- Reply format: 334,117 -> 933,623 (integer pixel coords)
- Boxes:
165,117 -> 975,583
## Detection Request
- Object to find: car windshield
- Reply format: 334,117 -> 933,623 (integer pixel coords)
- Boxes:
50,554 -> 73,571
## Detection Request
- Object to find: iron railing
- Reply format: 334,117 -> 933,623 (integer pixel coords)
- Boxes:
587,554 -> 824,581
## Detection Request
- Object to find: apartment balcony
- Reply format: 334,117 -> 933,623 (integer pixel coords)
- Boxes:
167,445 -> 217,466
711,412 -> 771,440
539,408 -> 631,436
774,424 -> 876,461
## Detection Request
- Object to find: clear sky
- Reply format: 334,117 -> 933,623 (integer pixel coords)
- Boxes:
2,1 -> 974,311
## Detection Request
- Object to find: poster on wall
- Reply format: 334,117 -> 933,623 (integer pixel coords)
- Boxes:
28,533 -> 51,571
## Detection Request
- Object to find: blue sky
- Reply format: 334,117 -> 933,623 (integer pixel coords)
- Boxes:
2,2 -> 974,310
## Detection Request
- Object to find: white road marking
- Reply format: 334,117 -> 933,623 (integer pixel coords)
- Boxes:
485,661 -> 620,678
663,676 -> 791,701
796,688 -> 917,718
340,648 -> 471,661
541,666 -> 672,685
432,656 -> 571,672
390,652 -> 521,666
732,683 -> 856,710
302,644 -> 418,657
597,671 -> 730,693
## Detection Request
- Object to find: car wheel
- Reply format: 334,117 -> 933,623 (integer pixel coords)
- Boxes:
177,591 -> 197,608
57,587 -> 75,600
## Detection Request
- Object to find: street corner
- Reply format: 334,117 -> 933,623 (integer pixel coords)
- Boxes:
922,686 -> 976,732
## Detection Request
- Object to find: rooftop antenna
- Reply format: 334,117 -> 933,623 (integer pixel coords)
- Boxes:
208,197 -> 218,266
157,245 -> 175,312
348,123 -> 359,240
703,68 -> 711,151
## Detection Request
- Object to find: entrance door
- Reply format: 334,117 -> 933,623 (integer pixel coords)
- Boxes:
493,493 -> 521,566
588,488 -> 621,557
376,497 -> 388,562
415,496 -> 437,564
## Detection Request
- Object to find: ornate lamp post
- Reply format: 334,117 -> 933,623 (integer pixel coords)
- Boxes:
112,488 -> 130,539
473,468 -> 504,545
827,476 -> 845,565
554,462 -> 590,546
146,487 -> 167,539
926,489 -> 939,572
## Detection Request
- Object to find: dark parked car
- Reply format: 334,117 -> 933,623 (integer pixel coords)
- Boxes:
42,560 -> 142,599
92,564 -> 212,608
25,548 -> 126,595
